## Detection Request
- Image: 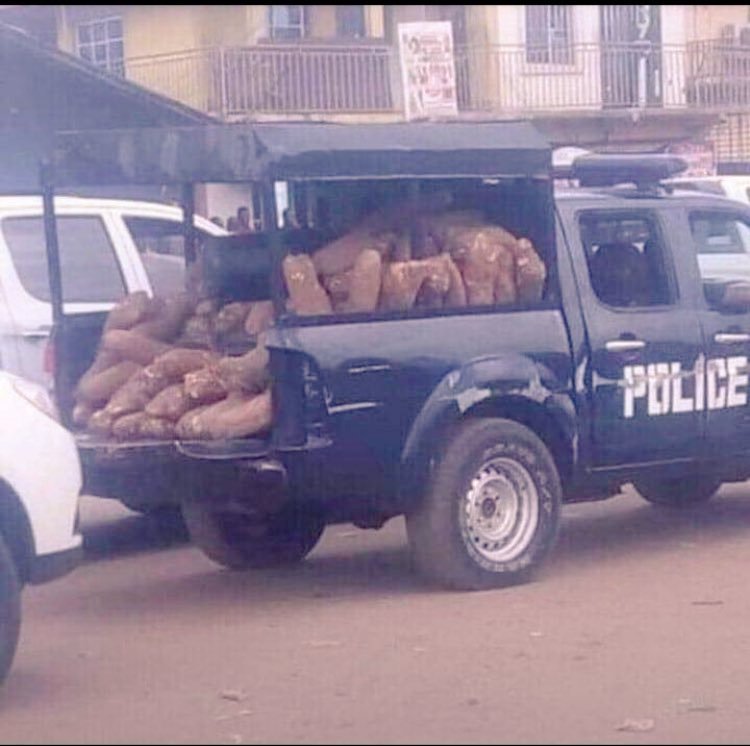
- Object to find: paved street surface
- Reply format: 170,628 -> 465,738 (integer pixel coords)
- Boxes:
3,485 -> 750,744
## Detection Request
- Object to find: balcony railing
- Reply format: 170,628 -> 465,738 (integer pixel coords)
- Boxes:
126,43 -> 394,117
123,40 -> 750,120
687,39 -> 750,109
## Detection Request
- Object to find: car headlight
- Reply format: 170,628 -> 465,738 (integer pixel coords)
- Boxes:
11,377 -> 60,423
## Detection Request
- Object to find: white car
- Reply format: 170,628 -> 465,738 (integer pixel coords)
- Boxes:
0,370 -> 82,685
667,175 -> 750,205
0,196 -> 227,387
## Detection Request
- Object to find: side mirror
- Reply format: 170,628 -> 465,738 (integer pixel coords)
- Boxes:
705,279 -> 750,313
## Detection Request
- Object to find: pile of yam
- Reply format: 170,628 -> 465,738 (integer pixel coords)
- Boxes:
73,291 -> 275,442
282,204 -> 547,316
73,202 -> 546,445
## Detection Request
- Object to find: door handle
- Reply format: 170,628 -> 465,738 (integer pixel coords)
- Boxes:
714,332 -> 750,345
20,328 -> 51,339
605,339 -> 646,353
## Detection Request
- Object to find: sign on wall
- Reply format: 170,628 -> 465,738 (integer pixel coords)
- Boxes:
397,21 -> 458,121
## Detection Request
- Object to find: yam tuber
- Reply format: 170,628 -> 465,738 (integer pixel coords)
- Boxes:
88,408 -> 116,436
75,349 -> 122,400
103,291 -> 163,332
217,344 -> 270,394
443,252 -> 467,308
150,348 -> 218,380
101,329 -> 171,366
175,402 -> 221,440
510,237 -> 546,304
111,412 -> 149,441
72,402 -> 95,429
201,390 -> 273,440
138,416 -> 176,440
244,301 -> 275,337
144,383 -> 193,422
104,365 -> 172,418
282,254 -> 332,316
184,365 -> 228,404
380,256 -> 453,312
130,292 -> 193,342
75,361 -> 142,408
339,249 -> 382,313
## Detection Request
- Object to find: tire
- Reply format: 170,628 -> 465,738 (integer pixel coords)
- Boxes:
406,417 -> 562,591
633,476 -> 722,508
0,535 -> 21,686
182,500 -> 325,570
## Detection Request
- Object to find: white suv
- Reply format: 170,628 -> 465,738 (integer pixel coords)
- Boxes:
666,175 -> 750,205
0,196 -> 226,387
0,370 -> 82,684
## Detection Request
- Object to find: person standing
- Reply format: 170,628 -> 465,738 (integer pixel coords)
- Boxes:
237,206 -> 252,233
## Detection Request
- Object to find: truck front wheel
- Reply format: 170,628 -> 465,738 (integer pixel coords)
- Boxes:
182,501 -> 325,570
632,476 -> 722,508
0,535 -> 21,685
406,418 -> 562,591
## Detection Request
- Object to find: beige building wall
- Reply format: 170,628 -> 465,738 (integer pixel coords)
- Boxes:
688,5 -> 750,41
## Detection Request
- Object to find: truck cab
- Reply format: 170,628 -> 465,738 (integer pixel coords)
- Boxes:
555,160 -> 750,500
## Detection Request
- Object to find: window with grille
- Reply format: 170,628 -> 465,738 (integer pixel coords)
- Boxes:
76,16 -> 124,75
525,5 -> 573,64
269,6 -> 306,40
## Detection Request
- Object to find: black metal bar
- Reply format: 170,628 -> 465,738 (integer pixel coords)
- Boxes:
40,160 -> 64,326
181,182 -> 196,265
261,180 -> 284,319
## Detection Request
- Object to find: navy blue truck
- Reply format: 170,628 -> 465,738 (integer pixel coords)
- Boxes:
43,122 -> 750,590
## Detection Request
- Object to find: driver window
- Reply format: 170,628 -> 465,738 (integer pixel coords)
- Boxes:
579,211 -> 673,308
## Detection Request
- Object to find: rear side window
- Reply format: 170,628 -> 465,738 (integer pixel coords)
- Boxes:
689,212 -> 750,256
123,216 -> 186,257
1,215 -> 125,303
122,215 -> 214,296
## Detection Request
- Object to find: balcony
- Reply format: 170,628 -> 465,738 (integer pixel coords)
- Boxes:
123,40 -> 750,120
126,42 -> 395,118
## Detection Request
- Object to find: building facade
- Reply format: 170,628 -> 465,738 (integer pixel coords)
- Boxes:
3,5 -> 750,171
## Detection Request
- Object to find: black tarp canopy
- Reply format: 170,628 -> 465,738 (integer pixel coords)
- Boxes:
49,120 -> 552,186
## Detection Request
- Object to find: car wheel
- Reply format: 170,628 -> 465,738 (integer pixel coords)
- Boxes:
182,500 -> 325,570
406,417 -> 562,591
0,535 -> 21,686
633,476 -> 722,508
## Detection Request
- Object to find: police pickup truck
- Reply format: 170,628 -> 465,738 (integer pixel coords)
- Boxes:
43,123 -> 750,591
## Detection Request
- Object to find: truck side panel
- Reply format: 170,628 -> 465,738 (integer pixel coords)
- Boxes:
268,308 -> 574,508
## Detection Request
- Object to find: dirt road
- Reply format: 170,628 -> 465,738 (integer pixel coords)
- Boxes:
3,485 -> 750,744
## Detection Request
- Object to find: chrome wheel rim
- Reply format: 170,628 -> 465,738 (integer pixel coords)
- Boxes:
461,456 -> 539,564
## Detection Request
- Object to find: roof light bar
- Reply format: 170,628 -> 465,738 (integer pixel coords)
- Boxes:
570,153 -> 689,188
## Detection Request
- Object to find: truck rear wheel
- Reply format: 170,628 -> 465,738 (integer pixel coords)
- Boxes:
182,501 -> 325,570
0,535 -> 21,685
633,476 -> 721,508
406,418 -> 562,591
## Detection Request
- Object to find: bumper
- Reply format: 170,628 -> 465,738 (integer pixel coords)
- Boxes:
28,541 -> 83,585
76,434 -> 331,509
